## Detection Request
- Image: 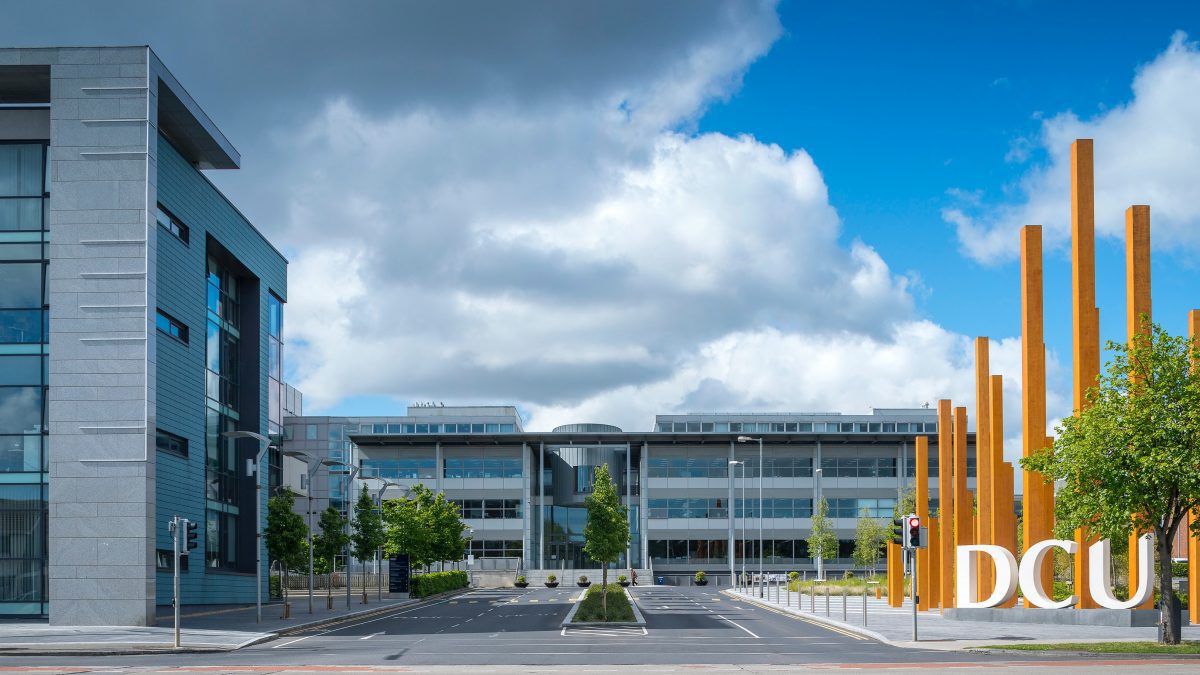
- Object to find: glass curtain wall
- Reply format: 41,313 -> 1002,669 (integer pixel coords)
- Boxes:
205,255 -> 242,571
0,140 -> 48,616
266,294 -> 283,491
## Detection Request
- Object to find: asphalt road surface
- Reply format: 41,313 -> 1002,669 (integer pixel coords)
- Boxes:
6,586 -> 1200,672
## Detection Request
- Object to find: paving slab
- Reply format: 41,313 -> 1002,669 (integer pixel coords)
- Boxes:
726,587 -> 1200,650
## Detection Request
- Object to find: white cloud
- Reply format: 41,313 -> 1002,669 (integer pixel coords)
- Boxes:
950,31 -> 1200,263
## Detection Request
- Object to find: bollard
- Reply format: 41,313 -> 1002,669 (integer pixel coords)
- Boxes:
810,587 -> 815,612
863,588 -> 868,626
842,591 -> 847,621
825,586 -> 830,616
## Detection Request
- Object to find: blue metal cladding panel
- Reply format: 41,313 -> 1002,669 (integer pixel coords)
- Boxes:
154,135 -> 287,605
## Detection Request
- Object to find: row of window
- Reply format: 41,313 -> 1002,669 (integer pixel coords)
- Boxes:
444,457 -> 522,479
450,499 -> 522,519
647,456 -> 907,479
646,497 -> 896,519
467,540 -> 523,558
649,538 -> 862,562
655,421 -> 939,434
156,310 -> 188,344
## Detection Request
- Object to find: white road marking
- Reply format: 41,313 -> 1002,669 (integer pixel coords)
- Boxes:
359,631 -> 383,640
716,613 -> 760,638
270,597 -> 454,648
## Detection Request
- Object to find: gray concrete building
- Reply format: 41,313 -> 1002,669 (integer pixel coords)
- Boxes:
0,47 -> 287,624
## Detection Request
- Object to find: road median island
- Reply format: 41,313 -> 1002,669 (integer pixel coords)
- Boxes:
562,584 -> 646,627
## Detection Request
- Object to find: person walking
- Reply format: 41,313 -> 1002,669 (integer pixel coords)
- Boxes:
631,569 -> 638,586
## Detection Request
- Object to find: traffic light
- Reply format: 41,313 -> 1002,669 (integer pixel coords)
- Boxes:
892,518 -> 904,545
185,519 -> 199,554
905,515 -> 921,549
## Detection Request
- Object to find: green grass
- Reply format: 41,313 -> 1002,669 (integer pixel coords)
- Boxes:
787,575 -> 887,596
571,583 -> 635,623
983,641 -> 1200,655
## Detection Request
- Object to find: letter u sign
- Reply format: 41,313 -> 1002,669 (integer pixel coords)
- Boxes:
956,535 -> 1154,609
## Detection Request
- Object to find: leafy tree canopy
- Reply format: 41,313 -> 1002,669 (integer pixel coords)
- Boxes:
808,497 -> 838,562
265,489 -> 308,573
352,484 -> 386,563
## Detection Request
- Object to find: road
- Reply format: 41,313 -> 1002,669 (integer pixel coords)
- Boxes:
5,586 -> 1200,672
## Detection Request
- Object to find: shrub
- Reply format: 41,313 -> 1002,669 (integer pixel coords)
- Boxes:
573,584 -> 634,622
1172,561 -> 1189,579
617,575 -> 627,583
547,574 -> 557,583
515,575 -> 527,584
788,571 -> 799,581
843,571 -> 855,579
269,574 -> 282,599
578,575 -> 589,583
694,571 -> 706,582
410,570 -> 468,598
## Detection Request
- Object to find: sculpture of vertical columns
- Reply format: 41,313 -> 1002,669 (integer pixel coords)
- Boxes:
916,435 -> 931,612
1124,204 -> 1155,609
989,375 -> 1005,551
953,404 -> 972,610
1070,139 -> 1101,609
975,338 -> 993,598
937,400 -> 954,610
1020,224 -> 1055,606
1188,309 -> 1199,624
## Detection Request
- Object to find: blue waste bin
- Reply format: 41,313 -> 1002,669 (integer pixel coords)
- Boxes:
656,576 -> 664,585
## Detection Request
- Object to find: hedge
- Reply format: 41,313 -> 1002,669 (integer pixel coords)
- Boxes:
410,570 -> 469,598
572,583 -> 635,622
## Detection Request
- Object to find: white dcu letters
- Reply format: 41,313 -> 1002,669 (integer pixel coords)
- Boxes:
955,535 -> 1154,609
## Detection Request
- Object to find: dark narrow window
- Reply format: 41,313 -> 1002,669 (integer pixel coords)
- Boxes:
156,429 -> 188,457
155,204 -> 189,244
155,309 -> 189,344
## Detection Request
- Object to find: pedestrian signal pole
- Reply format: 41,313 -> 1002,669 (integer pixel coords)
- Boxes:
903,514 -> 923,642
169,516 -> 181,648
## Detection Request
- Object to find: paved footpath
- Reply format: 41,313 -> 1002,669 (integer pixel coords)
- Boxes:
0,592 -> 417,653
728,584 -> 1200,649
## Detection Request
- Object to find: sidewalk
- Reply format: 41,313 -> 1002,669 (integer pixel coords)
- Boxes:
725,587 -> 1200,650
0,591 -> 415,655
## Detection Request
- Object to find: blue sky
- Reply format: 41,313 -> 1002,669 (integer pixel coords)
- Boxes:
698,0 -> 1199,350
5,1 -> 1199,456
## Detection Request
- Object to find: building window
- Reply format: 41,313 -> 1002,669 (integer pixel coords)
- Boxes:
0,143 -> 47,233
155,204 -> 189,244
155,309 -> 189,344
156,548 -> 190,572
155,429 -> 188,457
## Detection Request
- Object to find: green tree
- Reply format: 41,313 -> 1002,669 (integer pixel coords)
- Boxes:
808,497 -> 837,579
382,484 -> 469,571
583,464 -> 629,619
314,506 -> 349,603
852,508 -> 889,577
1022,320 -> 1200,644
352,485 -> 386,604
265,489 -> 308,603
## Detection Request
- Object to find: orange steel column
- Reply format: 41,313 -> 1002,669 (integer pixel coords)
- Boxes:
953,405 -> 972,609
887,541 -> 903,607
937,401 -> 954,610
1188,310 -> 1199,624
1125,204 -> 1154,610
975,338 -> 993,598
998,462 -> 1018,607
928,515 -> 940,611
989,375 -> 1005,551
1020,224 -> 1054,606
916,435 -> 931,612
1071,139 -> 1101,609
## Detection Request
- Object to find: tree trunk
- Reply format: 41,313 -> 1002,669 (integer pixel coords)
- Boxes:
1157,528 -> 1180,644
602,566 -> 608,620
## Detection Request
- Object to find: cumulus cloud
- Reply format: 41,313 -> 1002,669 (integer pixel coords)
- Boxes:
948,31 -> 1200,263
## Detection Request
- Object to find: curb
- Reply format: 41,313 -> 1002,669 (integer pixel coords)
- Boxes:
723,590 -> 891,644
274,587 -> 469,636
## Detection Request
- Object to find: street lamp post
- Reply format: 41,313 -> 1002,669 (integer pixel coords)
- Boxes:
222,430 -> 274,624
737,436 -> 763,596
322,460 -> 360,610
728,460 -> 743,588
282,449 -> 324,614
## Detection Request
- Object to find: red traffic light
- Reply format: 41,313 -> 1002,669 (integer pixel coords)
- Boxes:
908,516 -> 920,529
